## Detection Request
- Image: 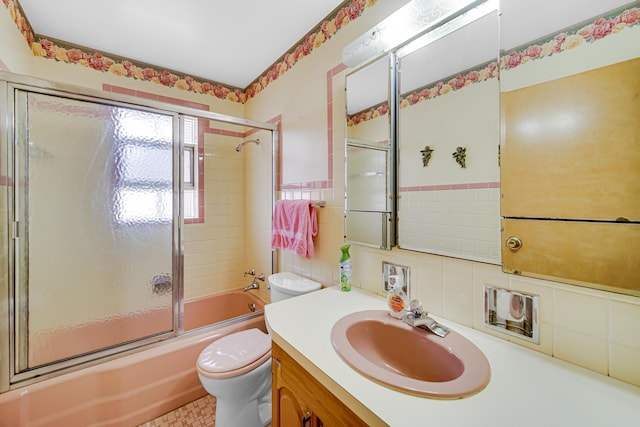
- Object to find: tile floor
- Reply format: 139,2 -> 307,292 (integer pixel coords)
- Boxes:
138,395 -> 216,427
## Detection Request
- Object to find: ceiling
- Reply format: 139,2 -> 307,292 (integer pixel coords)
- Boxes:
18,0 -> 345,89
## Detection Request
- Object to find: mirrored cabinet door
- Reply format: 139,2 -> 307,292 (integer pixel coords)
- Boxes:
396,7 -> 501,264
499,0 -> 640,295
345,56 -> 393,249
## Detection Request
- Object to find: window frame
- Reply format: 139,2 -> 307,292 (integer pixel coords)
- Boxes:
183,116 -> 205,224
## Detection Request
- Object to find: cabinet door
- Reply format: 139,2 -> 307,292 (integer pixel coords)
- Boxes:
502,218 -> 640,295
274,385 -> 309,427
501,57 -> 640,221
272,343 -> 368,427
273,357 -> 308,427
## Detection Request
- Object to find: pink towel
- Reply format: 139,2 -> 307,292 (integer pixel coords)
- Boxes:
271,200 -> 318,258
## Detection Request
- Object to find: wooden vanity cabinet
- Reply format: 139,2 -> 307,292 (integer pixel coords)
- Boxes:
272,342 -> 368,427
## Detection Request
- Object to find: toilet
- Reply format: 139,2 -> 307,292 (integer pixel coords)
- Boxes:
268,271 -> 323,303
196,272 -> 321,427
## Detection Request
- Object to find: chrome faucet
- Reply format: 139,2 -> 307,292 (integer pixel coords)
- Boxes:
243,281 -> 260,291
402,299 -> 450,338
243,272 -> 265,292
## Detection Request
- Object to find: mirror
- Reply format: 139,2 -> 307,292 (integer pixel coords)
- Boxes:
345,56 -> 394,249
344,0 -> 640,296
500,0 -> 640,296
396,6 -> 501,264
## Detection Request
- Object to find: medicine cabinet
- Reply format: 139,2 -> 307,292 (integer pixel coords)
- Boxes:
344,0 -> 640,297
499,0 -> 640,295
395,7 -> 500,263
344,0 -> 501,259
345,56 -> 394,249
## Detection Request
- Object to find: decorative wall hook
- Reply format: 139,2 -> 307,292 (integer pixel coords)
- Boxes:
420,145 -> 434,167
452,146 -> 466,168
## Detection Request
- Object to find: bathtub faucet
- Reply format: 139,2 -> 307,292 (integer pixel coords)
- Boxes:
243,273 -> 265,291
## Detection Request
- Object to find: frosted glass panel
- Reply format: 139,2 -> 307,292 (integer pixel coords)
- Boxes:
15,91 -> 176,369
345,141 -> 391,249
346,145 -> 388,211
345,211 -> 390,248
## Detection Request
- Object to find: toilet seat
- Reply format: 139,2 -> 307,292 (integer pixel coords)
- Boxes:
197,328 -> 271,380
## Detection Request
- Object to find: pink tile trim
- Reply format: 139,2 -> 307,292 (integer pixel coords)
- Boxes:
283,62 -> 347,191
399,181 -> 500,192
203,127 -> 245,138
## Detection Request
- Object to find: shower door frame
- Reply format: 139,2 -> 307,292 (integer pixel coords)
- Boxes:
8,82 -> 183,384
0,71 -> 279,390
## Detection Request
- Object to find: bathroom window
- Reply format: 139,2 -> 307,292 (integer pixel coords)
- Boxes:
113,108 -> 173,225
183,116 -> 203,223
113,111 -> 203,225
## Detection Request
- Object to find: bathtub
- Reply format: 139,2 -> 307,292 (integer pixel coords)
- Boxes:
184,289 -> 265,331
0,290 -> 267,427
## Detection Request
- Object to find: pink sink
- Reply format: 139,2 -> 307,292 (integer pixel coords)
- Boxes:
330,310 -> 491,399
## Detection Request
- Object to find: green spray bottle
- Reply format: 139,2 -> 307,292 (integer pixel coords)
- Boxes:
340,244 -> 352,292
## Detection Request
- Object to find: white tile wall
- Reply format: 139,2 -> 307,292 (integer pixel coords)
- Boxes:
276,196 -> 640,376
398,188 -> 501,264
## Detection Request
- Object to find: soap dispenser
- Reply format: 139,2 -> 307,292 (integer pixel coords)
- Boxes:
387,274 -> 407,318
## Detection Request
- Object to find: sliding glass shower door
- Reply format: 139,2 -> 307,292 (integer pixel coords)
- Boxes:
11,88 -> 180,380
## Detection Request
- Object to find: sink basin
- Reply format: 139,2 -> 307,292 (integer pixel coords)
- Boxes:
330,310 -> 490,398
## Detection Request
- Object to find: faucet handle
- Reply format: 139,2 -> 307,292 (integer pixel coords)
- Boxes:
256,273 -> 265,281
408,299 -> 425,317
244,268 -> 256,277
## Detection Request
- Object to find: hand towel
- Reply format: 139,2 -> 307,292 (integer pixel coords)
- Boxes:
271,200 -> 318,258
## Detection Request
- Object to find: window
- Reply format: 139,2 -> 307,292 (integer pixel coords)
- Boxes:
112,110 -> 202,225
183,116 -> 201,222
113,108 -> 174,225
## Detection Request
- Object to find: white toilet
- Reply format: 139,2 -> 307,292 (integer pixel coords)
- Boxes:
268,271 -> 324,303
196,272 -> 321,427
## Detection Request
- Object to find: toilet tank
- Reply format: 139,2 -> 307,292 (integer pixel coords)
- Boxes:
269,272 -> 321,303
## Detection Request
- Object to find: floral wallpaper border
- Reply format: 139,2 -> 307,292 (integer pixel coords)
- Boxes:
1,0 -> 376,104
348,4 -> 640,126
347,60 -> 498,126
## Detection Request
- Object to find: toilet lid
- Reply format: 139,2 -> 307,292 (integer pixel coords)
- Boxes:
269,272 -> 322,296
198,328 -> 271,373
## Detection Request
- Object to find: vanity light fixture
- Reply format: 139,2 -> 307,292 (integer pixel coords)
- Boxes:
396,0 -> 499,58
342,0 -> 492,68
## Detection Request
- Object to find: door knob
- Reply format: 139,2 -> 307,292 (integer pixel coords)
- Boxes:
505,236 -> 522,250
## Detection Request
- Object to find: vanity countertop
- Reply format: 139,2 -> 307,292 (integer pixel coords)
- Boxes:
265,286 -> 640,427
